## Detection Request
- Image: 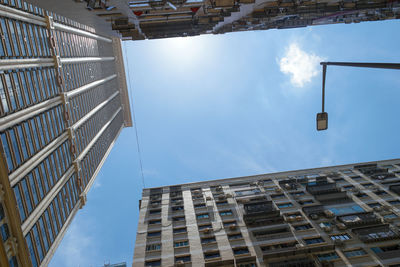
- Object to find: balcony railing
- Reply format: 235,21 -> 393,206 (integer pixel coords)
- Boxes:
306,183 -> 340,196
353,225 -> 400,243
337,212 -> 382,228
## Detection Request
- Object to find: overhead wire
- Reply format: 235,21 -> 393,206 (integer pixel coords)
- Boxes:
123,43 -> 146,188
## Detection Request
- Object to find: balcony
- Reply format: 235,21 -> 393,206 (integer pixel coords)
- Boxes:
279,179 -> 298,190
352,225 -> 400,243
337,212 -> 382,228
263,244 -> 334,260
268,257 -> 317,267
306,182 -> 340,196
252,226 -> 293,241
243,200 -> 283,226
302,205 -> 325,217
355,163 -> 388,176
314,191 -> 349,204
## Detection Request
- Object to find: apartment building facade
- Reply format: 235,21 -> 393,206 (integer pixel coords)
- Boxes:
0,0 -> 132,266
133,159 -> 400,267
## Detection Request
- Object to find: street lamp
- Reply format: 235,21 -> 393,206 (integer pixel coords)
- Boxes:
316,61 -> 400,131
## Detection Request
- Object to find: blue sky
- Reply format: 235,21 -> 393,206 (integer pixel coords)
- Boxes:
49,19 -> 400,266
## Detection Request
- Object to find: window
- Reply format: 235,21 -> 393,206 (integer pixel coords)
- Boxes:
198,224 -> 212,230
0,204 -> 4,221
277,203 -> 293,208
175,255 -> 191,263
261,242 -> 297,251
145,260 -> 161,266
194,203 -> 206,208
216,200 -> 228,205
149,209 -> 161,215
220,210 -> 233,216
299,200 -> 313,205
328,205 -> 364,215
238,263 -> 256,267
174,240 -> 189,247
201,236 -> 216,244
197,213 -> 209,219
228,233 -> 243,240
330,233 -> 351,241
389,200 -> 400,205
344,249 -> 367,258
204,251 -> 220,259
173,227 -> 187,234
371,245 -> 400,254
374,190 -> 388,196
319,222 -> 331,227
294,224 -> 312,231
368,203 -> 382,208
304,237 -> 324,244
146,243 -> 161,251
271,194 -> 284,199
147,231 -> 161,237
383,213 -> 398,219
235,189 -> 260,197
223,221 -> 236,227
150,201 -> 161,206
291,191 -> 305,196
173,216 -> 185,222
172,206 -> 184,211
362,183 -> 374,188
148,219 -> 161,225
317,252 -> 339,261
0,223 -> 10,241
233,247 -> 249,255
343,185 -> 355,190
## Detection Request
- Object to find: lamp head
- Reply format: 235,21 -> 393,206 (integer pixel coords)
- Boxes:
316,112 -> 328,131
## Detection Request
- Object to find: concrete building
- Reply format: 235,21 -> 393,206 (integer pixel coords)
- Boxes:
24,0 -> 400,40
0,0 -> 132,266
132,159 -> 400,267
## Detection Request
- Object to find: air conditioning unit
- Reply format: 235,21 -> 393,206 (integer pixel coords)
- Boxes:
284,184 -> 291,190
322,226 -> 332,232
285,216 -> 295,223
275,187 -> 282,193
175,260 -> 185,266
203,228 -> 211,234
216,186 -> 222,192
250,182 -> 257,186
206,196 -> 212,201
351,187 -> 359,193
257,181 -> 264,186
336,223 -> 347,230
225,193 -> 232,198
229,225 -> 237,230
324,210 -> 335,218
373,206 -> 383,211
218,195 -> 226,200
295,215 -> 303,221
310,214 -> 319,220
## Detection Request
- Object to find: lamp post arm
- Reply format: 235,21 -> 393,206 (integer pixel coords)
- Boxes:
320,62 -> 400,70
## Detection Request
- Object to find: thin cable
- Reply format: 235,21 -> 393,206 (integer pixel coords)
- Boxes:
123,43 -> 146,188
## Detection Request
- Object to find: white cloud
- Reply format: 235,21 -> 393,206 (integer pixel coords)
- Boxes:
279,43 -> 323,88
